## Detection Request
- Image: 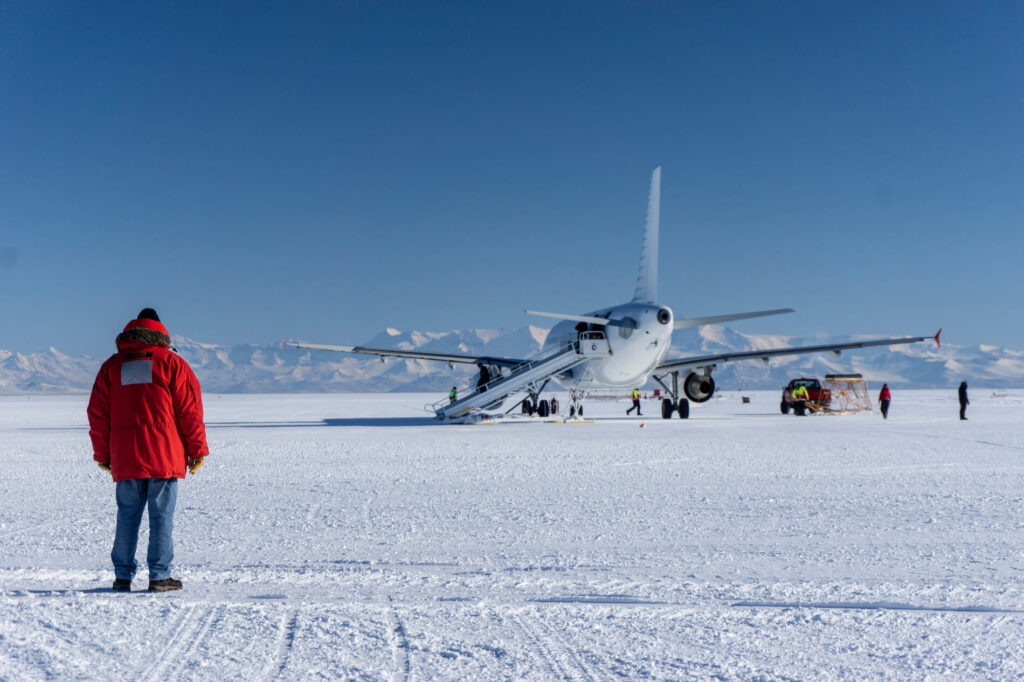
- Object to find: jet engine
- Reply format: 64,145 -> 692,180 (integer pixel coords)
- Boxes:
683,371 -> 715,403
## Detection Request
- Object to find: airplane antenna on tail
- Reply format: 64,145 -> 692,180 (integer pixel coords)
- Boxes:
633,167 -> 661,304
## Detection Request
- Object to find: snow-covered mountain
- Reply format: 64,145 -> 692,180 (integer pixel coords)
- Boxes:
1,325 -> 1020,394
0,347 -> 101,394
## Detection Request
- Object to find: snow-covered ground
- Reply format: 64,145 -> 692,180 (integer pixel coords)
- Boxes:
2,390 -> 1023,679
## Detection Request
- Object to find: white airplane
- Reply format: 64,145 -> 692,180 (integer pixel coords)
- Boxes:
291,168 -> 939,421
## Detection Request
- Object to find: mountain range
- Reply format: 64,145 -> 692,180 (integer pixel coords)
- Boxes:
1,325 -> 1021,394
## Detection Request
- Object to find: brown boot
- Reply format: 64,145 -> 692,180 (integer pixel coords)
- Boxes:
148,578 -> 183,592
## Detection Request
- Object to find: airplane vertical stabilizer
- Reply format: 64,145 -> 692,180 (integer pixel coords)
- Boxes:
632,166 -> 660,303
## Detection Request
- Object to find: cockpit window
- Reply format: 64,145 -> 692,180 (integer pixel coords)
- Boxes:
618,316 -> 638,339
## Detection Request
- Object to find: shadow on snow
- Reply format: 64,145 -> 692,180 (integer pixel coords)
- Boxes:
205,417 -> 437,429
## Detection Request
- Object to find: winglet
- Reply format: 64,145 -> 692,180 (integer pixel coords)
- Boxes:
934,328 -> 942,348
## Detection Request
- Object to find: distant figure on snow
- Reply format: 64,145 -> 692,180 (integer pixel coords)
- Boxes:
878,383 -> 891,419
449,386 -> 457,404
476,363 -> 491,391
88,308 -> 208,593
626,387 -> 642,416
958,381 -> 969,420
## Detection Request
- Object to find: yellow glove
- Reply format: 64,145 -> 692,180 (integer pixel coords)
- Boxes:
187,457 -> 205,475
97,461 -> 112,474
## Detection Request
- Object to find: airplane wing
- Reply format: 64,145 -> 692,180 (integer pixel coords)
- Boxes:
288,341 -> 528,369
655,330 -> 941,374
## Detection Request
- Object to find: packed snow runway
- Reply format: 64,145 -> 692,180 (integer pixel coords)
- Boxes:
2,390 -> 1023,679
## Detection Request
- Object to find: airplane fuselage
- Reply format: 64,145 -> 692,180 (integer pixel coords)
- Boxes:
542,302 -> 675,389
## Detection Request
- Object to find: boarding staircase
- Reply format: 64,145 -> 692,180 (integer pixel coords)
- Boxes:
430,332 -> 610,420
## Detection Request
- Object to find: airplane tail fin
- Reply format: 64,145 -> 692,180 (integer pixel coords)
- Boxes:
632,167 -> 660,304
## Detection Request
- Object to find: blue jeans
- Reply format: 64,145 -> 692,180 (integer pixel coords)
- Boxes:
111,478 -> 178,581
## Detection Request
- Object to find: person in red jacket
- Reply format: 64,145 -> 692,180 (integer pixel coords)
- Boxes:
878,383 -> 891,419
88,308 -> 208,592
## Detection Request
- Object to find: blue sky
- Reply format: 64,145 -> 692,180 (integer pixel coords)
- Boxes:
1,2 -> 1021,358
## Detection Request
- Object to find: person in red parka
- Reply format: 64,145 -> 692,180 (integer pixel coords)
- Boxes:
878,383 -> 891,419
88,308 -> 208,592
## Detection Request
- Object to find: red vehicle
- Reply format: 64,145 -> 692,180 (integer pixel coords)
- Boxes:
781,378 -> 831,415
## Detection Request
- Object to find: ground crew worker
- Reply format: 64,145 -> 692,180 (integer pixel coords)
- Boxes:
792,383 -> 810,415
626,387 -> 642,415
88,308 -> 208,593
449,386 -> 457,404
958,381 -> 969,420
878,383 -> 891,419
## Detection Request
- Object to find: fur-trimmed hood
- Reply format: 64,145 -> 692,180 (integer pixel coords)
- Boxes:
116,318 -> 172,351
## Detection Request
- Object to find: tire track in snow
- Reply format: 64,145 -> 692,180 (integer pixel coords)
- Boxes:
729,600 -> 1024,614
510,611 -> 573,680
160,604 -> 225,680
534,614 -> 599,681
35,615 -> 107,671
264,607 -> 299,680
139,603 -> 197,681
363,492 -> 377,539
387,597 -> 411,682
0,518 -> 61,541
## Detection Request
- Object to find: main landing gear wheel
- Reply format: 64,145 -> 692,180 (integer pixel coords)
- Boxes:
660,398 -> 689,419
661,398 -> 674,419
537,400 -> 550,418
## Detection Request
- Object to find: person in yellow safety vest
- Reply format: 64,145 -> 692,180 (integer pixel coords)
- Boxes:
626,387 -> 642,416
449,387 -> 457,404
791,384 -> 810,414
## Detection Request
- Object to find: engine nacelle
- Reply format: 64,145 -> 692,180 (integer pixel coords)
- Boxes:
683,372 -> 715,403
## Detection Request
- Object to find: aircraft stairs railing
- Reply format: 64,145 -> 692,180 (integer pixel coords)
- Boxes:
429,331 -> 610,420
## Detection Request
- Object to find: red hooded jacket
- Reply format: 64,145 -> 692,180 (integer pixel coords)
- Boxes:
88,318 -> 209,481
879,385 -> 891,402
